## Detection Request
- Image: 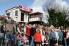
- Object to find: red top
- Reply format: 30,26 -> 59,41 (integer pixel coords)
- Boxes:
34,32 -> 41,42
26,27 -> 30,36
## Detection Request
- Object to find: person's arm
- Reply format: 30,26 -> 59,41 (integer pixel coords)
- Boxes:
66,33 -> 68,39
17,28 -> 21,34
5,34 -> 7,39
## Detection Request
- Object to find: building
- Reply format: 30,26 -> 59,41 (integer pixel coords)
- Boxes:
28,12 -> 43,24
6,5 -> 32,23
5,5 -> 44,24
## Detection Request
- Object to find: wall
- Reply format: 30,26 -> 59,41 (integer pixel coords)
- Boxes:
24,13 -> 29,23
6,8 -> 21,22
6,8 -> 29,23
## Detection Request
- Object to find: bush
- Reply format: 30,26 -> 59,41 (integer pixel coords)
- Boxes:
0,20 -> 5,24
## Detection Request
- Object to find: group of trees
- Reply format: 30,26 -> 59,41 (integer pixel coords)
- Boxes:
43,0 -> 69,28
47,9 -> 69,27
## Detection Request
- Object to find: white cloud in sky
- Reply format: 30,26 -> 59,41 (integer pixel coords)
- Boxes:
31,0 -> 47,13
31,0 -> 69,23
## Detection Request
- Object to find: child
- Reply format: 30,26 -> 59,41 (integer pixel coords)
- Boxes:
17,34 -> 23,46
23,34 -> 29,44
9,31 -> 15,46
34,29 -> 41,46
41,33 -> 46,46
4,30 -> 9,46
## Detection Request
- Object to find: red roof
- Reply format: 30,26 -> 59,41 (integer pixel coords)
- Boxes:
6,5 -> 33,13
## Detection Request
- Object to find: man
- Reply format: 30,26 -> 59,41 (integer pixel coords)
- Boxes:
30,24 -> 36,46
0,21 -> 5,44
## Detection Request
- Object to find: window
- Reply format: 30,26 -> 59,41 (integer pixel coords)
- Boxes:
15,10 -> 18,16
6,13 -> 10,17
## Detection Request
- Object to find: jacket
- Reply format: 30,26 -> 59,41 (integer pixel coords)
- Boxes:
26,27 -> 30,36
50,32 -> 56,40
9,34 -> 15,42
30,28 -> 36,36
58,31 -> 63,41
34,32 -> 41,42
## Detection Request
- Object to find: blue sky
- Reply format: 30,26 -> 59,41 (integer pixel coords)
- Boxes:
0,0 -> 69,15
0,0 -> 34,15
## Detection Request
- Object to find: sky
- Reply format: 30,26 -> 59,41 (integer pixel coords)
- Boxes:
0,0 -> 69,15
0,0 -> 34,15
0,0 -> 69,22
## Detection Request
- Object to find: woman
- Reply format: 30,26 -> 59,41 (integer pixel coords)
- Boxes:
17,24 -> 22,34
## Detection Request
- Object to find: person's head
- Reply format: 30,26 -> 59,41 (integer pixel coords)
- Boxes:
25,24 -> 28,27
6,30 -> 9,34
32,24 -> 36,28
18,24 -> 21,27
21,23 -> 25,27
15,31 -> 19,35
52,29 -> 55,32
28,24 -> 32,28
36,29 -> 40,33
19,34 -> 22,37
10,31 -> 13,34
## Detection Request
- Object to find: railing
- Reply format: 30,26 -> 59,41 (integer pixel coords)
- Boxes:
29,17 -> 42,22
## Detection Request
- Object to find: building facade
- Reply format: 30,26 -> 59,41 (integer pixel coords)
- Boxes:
5,5 -> 43,24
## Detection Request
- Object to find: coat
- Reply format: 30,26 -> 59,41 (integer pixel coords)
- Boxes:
34,32 -> 41,42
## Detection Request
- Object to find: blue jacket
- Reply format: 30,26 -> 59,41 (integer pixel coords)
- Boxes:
51,32 -> 56,40
9,34 -> 15,42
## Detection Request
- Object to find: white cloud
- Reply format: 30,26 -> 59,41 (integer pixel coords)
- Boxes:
31,0 -> 69,23
31,0 -> 47,12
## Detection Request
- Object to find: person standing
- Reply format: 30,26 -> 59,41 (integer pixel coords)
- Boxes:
30,24 -> 36,46
66,30 -> 69,46
4,30 -> 9,46
58,29 -> 63,46
34,30 -> 41,46
50,29 -> 56,46
9,31 -> 15,46
0,22 -> 6,44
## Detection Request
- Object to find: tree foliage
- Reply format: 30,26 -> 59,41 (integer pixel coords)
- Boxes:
47,9 -> 69,27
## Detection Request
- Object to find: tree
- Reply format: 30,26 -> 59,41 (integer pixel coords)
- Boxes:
48,9 -> 69,27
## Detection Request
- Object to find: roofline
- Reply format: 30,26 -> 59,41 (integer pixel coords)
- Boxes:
6,5 -> 33,13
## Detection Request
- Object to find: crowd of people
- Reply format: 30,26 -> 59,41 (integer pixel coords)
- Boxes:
0,21 -> 69,46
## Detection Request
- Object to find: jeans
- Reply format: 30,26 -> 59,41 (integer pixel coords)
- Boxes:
5,39 -> 8,46
64,38 -> 67,46
30,36 -> 34,46
10,42 -> 14,46
18,41 -> 24,46
18,41 -> 21,46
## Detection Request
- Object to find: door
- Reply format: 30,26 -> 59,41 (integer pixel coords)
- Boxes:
21,13 -> 24,21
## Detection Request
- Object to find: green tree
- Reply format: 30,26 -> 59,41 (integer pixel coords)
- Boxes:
48,9 -> 69,27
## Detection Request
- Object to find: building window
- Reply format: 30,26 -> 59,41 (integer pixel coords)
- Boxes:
15,10 -> 18,16
6,13 -> 10,17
